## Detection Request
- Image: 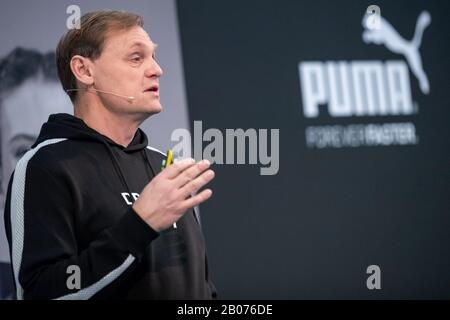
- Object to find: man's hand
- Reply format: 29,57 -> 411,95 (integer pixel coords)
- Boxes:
132,158 -> 214,231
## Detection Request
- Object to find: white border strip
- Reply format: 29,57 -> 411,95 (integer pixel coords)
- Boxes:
10,138 -> 67,300
146,145 -> 166,157
55,254 -> 135,300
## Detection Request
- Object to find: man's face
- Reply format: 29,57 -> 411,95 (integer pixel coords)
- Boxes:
0,78 -> 72,196
91,26 -> 163,118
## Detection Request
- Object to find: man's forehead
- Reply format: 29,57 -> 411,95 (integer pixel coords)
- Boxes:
105,27 -> 156,51
129,41 -> 158,50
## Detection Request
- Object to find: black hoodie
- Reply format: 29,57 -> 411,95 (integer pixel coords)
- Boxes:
3,113 -> 216,300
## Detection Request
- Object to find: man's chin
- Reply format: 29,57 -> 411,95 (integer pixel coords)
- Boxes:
149,103 -> 162,114
125,103 -> 162,121
141,103 -> 162,116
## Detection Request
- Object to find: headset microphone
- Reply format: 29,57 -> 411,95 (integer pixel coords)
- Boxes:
66,88 -> 135,103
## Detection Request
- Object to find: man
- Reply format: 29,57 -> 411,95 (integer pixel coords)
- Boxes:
0,48 -> 73,299
3,10 -> 216,299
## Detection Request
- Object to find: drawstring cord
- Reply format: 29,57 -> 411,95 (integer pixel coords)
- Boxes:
141,150 -> 157,181
99,139 -> 133,197
99,137 -> 158,199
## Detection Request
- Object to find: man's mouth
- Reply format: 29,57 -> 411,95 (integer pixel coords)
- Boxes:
144,85 -> 159,94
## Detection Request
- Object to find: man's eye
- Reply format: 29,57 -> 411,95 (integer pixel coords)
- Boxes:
131,55 -> 142,62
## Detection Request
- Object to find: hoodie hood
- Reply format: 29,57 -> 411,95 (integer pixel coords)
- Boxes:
32,113 -> 149,152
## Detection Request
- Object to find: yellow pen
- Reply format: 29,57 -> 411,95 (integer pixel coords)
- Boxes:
164,148 -> 177,229
165,149 -> 173,169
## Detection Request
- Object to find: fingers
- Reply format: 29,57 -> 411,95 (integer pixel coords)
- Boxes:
179,168 -> 215,198
182,189 -> 213,209
173,159 -> 211,188
163,157 -> 196,179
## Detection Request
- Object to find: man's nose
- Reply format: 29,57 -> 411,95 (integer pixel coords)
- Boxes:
145,60 -> 163,78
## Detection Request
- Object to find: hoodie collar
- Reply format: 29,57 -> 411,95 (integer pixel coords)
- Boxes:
32,113 -> 149,152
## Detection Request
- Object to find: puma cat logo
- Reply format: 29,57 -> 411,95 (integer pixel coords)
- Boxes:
362,11 -> 431,94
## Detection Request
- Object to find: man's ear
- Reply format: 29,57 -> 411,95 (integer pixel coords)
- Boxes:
70,55 -> 94,87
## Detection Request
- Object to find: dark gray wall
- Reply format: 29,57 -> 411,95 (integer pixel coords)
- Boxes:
177,0 -> 450,299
